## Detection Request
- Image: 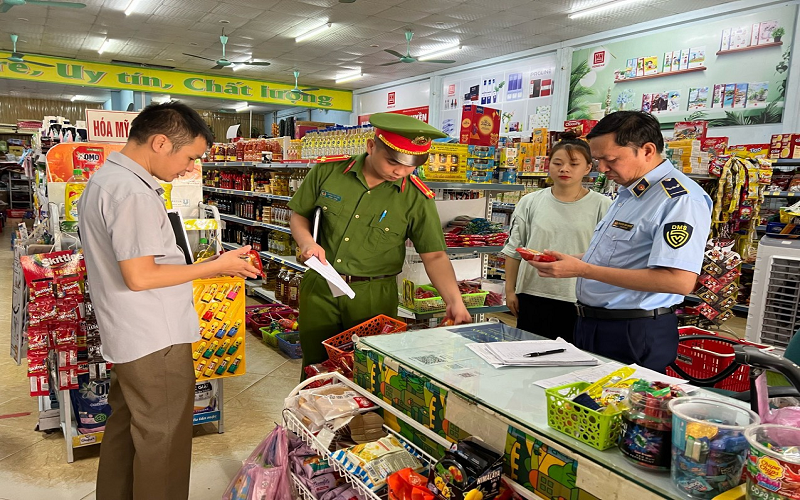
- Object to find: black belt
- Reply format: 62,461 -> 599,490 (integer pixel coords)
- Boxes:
576,302 -> 677,320
339,274 -> 395,283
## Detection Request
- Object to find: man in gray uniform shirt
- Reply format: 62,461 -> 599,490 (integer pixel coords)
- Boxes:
78,102 -> 258,500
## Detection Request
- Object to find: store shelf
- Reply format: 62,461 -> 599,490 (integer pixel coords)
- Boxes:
426,182 -> 525,192
221,241 -> 306,271
203,186 -> 292,201
63,423 -> 103,448
493,202 -> 516,210
202,160 -> 314,168
684,294 -> 749,313
202,161 -> 256,167
614,66 -> 706,83
218,213 -> 291,234
716,41 -> 782,55
444,245 -> 505,255
687,174 -> 718,181
773,159 -> 800,167
518,172 -> 549,177
764,191 -> 797,197
398,304 -> 509,320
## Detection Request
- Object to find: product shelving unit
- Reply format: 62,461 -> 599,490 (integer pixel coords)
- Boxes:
204,185 -> 292,201
8,174 -> 33,209
218,213 -> 292,234
716,41 -> 782,55
613,66 -> 706,83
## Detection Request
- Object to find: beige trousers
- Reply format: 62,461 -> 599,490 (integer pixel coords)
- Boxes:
96,344 -> 196,500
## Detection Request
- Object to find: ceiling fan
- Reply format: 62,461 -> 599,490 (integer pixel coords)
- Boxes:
381,30 -> 456,66
289,70 -> 318,95
0,0 -> 86,13
3,34 -> 53,67
182,29 -> 270,70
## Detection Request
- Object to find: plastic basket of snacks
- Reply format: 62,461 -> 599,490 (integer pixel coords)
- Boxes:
545,381 -> 624,451
322,315 -> 406,363
259,318 -> 299,348
277,332 -> 303,359
665,326 -> 772,392
457,281 -> 490,308
412,285 -> 488,313
246,304 -> 297,334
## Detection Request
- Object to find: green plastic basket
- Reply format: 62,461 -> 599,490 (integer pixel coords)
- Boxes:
545,381 -> 624,451
411,285 -> 489,313
259,327 -> 280,348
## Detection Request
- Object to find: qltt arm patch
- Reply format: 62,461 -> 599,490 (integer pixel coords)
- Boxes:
663,222 -> 693,249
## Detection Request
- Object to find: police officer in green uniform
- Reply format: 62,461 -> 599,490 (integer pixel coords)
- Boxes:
288,113 -> 473,373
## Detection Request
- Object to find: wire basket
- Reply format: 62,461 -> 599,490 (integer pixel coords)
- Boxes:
545,382 -> 624,451
666,326 -> 772,392
322,315 -> 407,362
277,332 -> 303,359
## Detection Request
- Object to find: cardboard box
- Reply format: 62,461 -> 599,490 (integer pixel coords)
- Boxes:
466,157 -> 495,170
674,121 -> 708,140
726,144 -> 770,159
423,143 -> 469,181
789,135 -> 800,159
466,170 -> 493,183
428,439 -> 504,500
701,137 -> 729,154
460,105 -> 500,147
466,145 -> 496,158
563,120 -> 596,138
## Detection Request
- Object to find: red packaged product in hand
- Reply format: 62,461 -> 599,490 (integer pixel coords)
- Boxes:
516,247 -> 557,262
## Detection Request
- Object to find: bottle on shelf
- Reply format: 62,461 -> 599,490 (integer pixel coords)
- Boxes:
276,266 -> 288,303
281,269 -> 294,306
64,168 -> 87,222
288,272 -> 302,309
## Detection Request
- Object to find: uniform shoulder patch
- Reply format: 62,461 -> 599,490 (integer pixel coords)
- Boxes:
663,222 -> 693,249
409,174 -> 435,199
661,177 -> 688,198
314,155 -> 352,164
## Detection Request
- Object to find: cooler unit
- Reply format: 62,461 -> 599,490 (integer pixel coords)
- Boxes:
745,236 -> 800,348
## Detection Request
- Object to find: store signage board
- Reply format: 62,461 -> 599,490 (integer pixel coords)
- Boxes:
358,105 -> 430,125
356,79 -> 431,117
568,4 -> 797,125
86,109 -> 138,143
0,55 -> 352,111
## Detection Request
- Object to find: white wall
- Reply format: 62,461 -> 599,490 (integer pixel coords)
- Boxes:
354,79 -> 431,118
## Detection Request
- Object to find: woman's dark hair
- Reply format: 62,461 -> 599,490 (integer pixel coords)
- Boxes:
549,131 -> 592,164
586,110 -> 664,154
128,101 -> 214,151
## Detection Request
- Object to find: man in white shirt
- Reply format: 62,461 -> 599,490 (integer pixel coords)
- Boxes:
78,102 -> 258,499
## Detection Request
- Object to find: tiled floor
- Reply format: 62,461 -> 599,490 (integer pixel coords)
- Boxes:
0,220 -> 750,500
0,221 -> 302,500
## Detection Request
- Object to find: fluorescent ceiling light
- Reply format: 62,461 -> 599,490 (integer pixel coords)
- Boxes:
233,102 -> 249,112
125,0 -> 139,16
70,95 -> 84,102
417,43 -> 461,61
98,39 -> 111,54
152,94 -> 170,103
569,0 -> 643,19
232,63 -> 246,71
335,70 -> 363,84
296,23 -> 331,43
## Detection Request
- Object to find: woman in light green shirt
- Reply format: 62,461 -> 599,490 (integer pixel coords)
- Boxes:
502,133 -> 612,341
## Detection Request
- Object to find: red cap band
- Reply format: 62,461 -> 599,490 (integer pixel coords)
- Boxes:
374,128 -> 432,156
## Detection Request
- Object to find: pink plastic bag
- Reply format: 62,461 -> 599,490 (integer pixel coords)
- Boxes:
222,425 -> 293,500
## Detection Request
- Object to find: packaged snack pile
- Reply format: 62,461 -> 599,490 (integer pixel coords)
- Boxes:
21,250 -> 112,397
693,242 -> 743,324
330,435 -> 424,491
444,216 -> 508,248
285,385 -> 376,433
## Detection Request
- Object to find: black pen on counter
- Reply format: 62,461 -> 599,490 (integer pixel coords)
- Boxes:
523,348 -> 567,358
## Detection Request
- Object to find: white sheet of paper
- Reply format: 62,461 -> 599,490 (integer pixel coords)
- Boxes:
304,256 -> 355,299
226,124 -> 240,139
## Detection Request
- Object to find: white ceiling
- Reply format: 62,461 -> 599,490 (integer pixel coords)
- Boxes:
0,0 -> 738,94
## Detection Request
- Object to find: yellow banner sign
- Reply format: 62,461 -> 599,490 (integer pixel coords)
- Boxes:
0,55 -> 352,111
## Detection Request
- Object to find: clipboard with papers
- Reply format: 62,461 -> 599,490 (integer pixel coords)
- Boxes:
466,338 -> 599,368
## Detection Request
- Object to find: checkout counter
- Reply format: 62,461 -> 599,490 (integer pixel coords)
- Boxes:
352,322 -> 731,500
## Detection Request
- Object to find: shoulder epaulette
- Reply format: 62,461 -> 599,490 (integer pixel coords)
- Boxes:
661,177 -> 688,198
409,174 -> 435,199
314,155 -> 352,164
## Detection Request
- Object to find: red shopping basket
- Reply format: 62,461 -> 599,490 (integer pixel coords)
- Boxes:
666,326 -> 773,392
245,304 -> 297,335
322,315 -> 406,363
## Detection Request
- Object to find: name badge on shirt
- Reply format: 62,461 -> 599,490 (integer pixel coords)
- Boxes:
321,190 -> 342,202
612,220 -> 634,231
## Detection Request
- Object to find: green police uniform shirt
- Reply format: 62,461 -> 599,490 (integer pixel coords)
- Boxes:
288,153 -> 446,277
